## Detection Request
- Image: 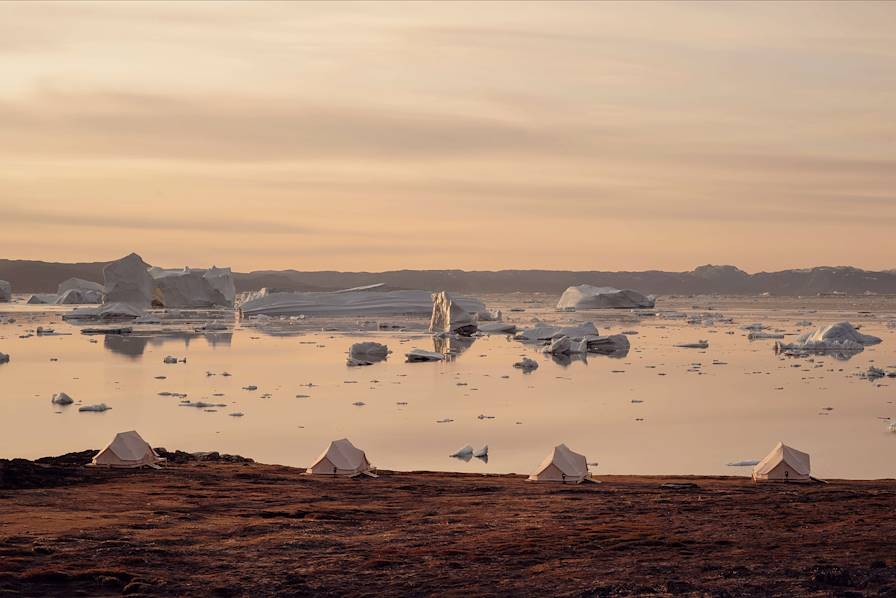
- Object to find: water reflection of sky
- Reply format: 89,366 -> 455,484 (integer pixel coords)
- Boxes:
1,295 -> 894,479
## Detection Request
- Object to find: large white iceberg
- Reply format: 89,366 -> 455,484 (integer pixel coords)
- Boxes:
0,280 -> 10,302
775,321 -> 882,352
239,286 -> 490,319
149,266 -> 235,308
557,285 -> 655,310
103,253 -> 154,308
429,291 -> 478,336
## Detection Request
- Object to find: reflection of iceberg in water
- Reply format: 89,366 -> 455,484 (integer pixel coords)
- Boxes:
104,332 -> 232,358
550,352 -> 587,367
432,335 -> 476,357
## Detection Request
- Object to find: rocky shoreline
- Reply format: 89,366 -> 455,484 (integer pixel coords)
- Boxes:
1,453 -> 895,596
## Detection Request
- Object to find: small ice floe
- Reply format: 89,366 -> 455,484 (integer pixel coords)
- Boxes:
295,394 -> 310,398
221,372 -> 231,376
229,412 -> 244,417
436,418 -> 454,424
864,366 -> 887,381
889,421 -> 896,433
477,414 -> 495,420
79,403 -> 111,412
179,400 -> 226,409
675,340 -> 709,349
742,323 -> 767,331
36,326 -> 55,335
479,322 -> 517,334
748,332 -> 785,340
243,385 -> 258,391
195,322 -> 228,332
450,445 -> 474,460
405,349 -> 445,362
473,445 -> 488,459
51,392 -> 74,405
352,401 -> 366,407
348,341 -> 390,364
795,320 -> 813,327
133,313 -> 162,324
158,391 -> 187,398
726,459 -> 760,467
163,355 -> 185,364
513,357 -> 538,373
0,352 -> 9,364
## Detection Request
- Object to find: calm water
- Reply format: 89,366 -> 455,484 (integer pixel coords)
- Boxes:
1,295 -> 894,478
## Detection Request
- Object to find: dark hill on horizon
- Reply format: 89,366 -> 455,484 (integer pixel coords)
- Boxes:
1,259 -> 895,296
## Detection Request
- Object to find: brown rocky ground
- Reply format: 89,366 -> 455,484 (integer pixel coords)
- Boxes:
1,452 -> 895,597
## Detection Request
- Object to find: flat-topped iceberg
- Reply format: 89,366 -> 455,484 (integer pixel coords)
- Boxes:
515,321 -> 599,342
775,321 -> 881,352
239,286 -> 490,319
63,302 -> 144,321
557,285 -> 655,310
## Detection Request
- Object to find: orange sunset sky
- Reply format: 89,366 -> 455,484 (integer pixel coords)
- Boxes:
1,1 -> 895,272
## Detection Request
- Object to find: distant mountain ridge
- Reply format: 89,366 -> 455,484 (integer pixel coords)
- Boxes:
0,259 -> 894,296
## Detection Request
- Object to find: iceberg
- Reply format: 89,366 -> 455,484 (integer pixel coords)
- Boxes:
675,340 -> 709,349
348,342 -> 389,361
429,291 -> 478,336
51,392 -> 74,405
0,280 -> 10,302
27,293 -> 57,304
149,266 -> 235,308
239,287 -> 490,319
103,253 -> 154,308
513,357 -> 539,372
775,322 -> 881,352
557,285 -> 655,310
55,288 -> 103,304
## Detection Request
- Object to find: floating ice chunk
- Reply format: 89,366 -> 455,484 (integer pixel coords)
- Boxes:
865,366 -> 887,380
450,445 -> 474,459
557,285 -> 655,310
55,287 -> 103,304
348,342 -> 390,364
79,403 -> 111,412
748,332 -> 784,340
162,355 -> 184,364
584,334 -> 631,356
889,421 -> 896,433
513,357 -> 539,372
133,314 -> 162,324
675,340 -> 709,349
775,321 -> 882,353
64,302 -> 144,321
430,291 -> 478,336
515,322 -> 599,342
405,349 -> 445,362
742,323 -> 767,331
543,336 -> 588,355
243,385 -> 258,391
229,412 -> 244,417
0,352 -> 9,364
479,321 -> 517,334
473,445 -> 488,458
51,392 -> 74,405
727,459 -> 760,467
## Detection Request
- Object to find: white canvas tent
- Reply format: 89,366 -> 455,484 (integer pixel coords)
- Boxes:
306,438 -> 377,477
90,430 -> 164,468
752,442 -> 811,482
528,443 -> 595,483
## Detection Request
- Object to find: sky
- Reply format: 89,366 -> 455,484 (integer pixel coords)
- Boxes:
1,1 -> 895,272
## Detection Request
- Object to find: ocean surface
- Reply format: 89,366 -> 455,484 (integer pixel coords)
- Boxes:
1,294 -> 894,478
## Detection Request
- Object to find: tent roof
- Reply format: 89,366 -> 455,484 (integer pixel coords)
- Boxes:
753,442 -> 810,477
534,443 -> 588,477
103,430 -> 156,462
313,438 -> 367,471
